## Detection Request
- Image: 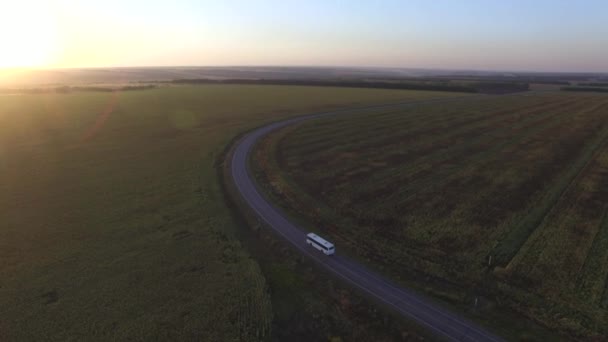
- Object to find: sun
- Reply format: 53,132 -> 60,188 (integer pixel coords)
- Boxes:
0,2 -> 58,68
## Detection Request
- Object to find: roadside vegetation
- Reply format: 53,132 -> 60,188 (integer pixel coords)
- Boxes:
0,84 -> 457,340
253,91 -> 608,340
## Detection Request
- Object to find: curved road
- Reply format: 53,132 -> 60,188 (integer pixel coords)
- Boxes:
230,98 -> 504,342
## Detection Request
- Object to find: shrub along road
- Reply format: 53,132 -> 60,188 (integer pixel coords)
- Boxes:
230,98 -> 504,342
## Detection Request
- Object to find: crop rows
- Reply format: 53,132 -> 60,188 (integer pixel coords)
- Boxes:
257,92 -> 608,337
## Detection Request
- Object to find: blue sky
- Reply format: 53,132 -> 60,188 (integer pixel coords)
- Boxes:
3,0 -> 607,71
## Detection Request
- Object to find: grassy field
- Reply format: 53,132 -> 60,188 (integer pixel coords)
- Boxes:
0,85 -> 458,341
254,91 -> 608,339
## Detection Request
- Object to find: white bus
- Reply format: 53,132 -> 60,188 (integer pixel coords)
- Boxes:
306,232 -> 335,255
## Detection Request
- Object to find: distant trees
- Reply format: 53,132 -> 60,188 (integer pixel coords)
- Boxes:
470,82 -> 530,94
170,78 -> 532,94
0,84 -> 157,94
577,82 -> 608,87
561,86 -> 608,93
170,78 -> 479,93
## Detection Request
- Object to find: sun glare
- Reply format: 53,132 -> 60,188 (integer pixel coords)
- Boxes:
0,3 -> 58,68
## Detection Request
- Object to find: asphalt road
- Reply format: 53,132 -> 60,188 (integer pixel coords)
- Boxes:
230,97 -> 505,342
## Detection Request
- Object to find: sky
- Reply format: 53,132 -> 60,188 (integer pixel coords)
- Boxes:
0,0 -> 607,72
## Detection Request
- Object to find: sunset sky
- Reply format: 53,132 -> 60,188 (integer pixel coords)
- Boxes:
1,0 -> 606,72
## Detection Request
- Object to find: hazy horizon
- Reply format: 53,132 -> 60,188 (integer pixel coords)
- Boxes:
4,64 -> 608,75
1,0 -> 607,73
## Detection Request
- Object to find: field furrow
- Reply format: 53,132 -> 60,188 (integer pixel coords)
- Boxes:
287,96 -> 577,167
286,97 -> 586,202
577,207 -> 608,306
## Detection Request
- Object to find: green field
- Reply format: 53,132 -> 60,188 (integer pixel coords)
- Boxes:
254,91 -> 608,339
0,85 -> 459,341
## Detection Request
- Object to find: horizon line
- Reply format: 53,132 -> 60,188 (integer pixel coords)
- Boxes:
2,64 -> 607,75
